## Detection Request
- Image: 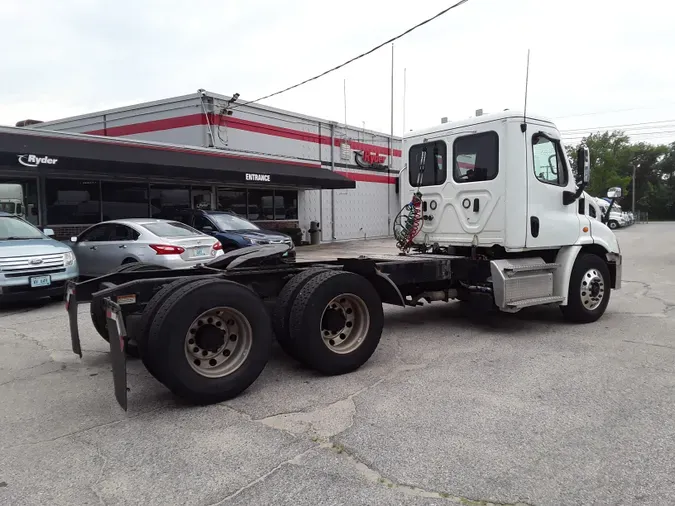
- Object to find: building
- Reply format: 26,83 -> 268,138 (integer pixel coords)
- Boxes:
0,91 -> 401,242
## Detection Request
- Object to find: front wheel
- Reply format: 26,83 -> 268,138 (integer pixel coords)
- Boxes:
560,253 -> 611,323
608,220 -> 619,230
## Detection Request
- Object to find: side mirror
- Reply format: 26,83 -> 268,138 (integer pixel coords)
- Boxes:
70,236 -> 78,243
202,225 -> 215,233
607,187 -> 622,199
577,145 -> 590,184
43,228 -> 55,237
16,204 -> 23,215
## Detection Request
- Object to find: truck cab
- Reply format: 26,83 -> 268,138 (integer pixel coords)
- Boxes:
0,183 -> 25,218
398,111 -> 621,320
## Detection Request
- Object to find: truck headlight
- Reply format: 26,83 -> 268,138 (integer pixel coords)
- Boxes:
64,251 -> 75,266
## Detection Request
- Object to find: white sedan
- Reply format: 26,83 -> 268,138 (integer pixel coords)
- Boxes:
70,218 -> 224,277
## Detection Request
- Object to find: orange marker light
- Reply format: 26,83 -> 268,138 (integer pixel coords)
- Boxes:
583,226 -> 589,233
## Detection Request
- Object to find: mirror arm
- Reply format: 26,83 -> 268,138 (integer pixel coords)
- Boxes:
563,181 -> 587,206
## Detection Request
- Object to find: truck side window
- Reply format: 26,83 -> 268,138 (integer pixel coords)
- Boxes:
408,141 -> 447,187
589,205 -> 597,219
452,131 -> 499,183
532,134 -> 568,187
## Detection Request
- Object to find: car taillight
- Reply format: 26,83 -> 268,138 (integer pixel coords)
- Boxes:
212,242 -> 223,251
149,244 -> 185,255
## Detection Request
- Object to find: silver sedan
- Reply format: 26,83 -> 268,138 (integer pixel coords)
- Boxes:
70,218 -> 224,277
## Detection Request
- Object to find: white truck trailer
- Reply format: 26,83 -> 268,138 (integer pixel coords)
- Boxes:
64,110 -> 622,410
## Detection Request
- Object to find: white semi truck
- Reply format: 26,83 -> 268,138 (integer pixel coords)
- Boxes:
0,183 -> 25,217
65,110 -> 622,409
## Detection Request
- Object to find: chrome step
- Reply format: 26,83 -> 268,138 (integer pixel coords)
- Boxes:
504,263 -> 559,274
507,295 -> 565,308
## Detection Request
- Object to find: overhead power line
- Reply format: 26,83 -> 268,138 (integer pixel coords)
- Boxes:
561,119 -> 675,134
228,0 -> 470,111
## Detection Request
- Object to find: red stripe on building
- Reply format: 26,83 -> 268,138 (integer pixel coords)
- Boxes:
84,113 -> 402,158
336,171 -> 396,185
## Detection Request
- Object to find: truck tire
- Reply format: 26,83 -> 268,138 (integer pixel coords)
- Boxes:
90,262 -> 168,357
608,220 -> 619,230
288,270 -> 384,375
560,253 -> 611,323
272,268 -> 331,361
147,279 -> 272,405
137,277 -> 209,380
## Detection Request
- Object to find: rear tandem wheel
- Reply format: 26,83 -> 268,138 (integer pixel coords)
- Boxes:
288,270 -> 384,375
145,279 -> 273,405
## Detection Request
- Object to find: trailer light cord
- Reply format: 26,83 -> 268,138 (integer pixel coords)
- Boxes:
227,0 -> 470,111
394,148 -> 428,252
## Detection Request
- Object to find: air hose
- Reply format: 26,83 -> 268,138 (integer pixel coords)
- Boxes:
393,191 -> 423,253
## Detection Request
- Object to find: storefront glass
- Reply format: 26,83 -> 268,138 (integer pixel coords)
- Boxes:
216,187 -> 247,216
149,184 -> 190,218
101,182 -> 150,220
45,178 -> 101,225
191,186 -> 213,211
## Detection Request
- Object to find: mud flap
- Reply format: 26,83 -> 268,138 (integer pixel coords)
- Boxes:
65,282 -> 81,358
105,298 -> 128,411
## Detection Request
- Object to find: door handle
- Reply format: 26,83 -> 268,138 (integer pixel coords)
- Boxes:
118,245 -> 127,249
89,246 -> 97,250
473,198 -> 480,212
530,216 -> 540,238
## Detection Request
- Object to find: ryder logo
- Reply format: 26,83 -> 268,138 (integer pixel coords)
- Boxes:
354,150 -> 387,169
246,173 -> 271,182
18,154 -> 58,167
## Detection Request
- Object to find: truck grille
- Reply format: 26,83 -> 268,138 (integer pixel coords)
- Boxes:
0,253 -> 66,275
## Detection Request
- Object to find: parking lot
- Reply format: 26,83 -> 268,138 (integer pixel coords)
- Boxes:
1,223 -> 674,506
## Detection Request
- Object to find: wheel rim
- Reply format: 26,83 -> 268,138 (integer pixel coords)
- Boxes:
184,307 -> 252,378
319,293 -> 370,354
580,268 -> 605,311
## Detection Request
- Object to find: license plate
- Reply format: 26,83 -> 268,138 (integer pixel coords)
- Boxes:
30,275 -> 51,288
193,247 -> 206,257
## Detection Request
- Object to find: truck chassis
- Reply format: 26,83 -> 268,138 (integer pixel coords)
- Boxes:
65,243 -> 617,410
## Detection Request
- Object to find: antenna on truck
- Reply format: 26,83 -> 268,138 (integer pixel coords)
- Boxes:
521,49 -> 530,133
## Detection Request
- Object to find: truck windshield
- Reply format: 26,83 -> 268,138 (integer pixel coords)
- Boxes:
0,203 -> 17,214
0,216 -> 44,240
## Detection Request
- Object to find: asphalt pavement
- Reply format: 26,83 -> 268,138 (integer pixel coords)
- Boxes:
1,224 -> 674,506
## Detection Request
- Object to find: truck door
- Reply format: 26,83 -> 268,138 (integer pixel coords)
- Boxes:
526,132 -> 581,248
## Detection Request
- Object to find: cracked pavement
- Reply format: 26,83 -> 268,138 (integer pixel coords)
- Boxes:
1,223 -> 675,505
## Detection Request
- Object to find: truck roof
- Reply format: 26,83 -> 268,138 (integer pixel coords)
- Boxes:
404,110 -> 557,140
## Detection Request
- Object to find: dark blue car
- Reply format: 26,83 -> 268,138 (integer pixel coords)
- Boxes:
160,209 -> 296,260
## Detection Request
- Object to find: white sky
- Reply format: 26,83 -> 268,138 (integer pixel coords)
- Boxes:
2,0 -> 674,146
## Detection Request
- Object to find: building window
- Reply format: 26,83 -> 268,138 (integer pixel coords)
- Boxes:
453,131 -> 499,183
191,186 -> 213,210
217,187 -> 248,217
149,184 -> 190,218
101,182 -> 150,221
408,141 -> 447,187
45,178 -> 101,225
274,190 -> 298,220
248,189 -> 276,221
532,134 -> 568,187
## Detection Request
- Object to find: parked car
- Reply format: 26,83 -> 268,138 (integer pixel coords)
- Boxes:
158,209 -> 296,260
69,218 -> 224,277
0,212 -> 78,301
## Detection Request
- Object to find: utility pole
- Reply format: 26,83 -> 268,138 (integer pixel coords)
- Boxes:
632,163 -> 640,213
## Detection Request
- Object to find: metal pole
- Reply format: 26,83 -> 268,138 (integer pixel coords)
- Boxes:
389,43 -> 394,233
331,122 -> 336,241
402,67 -> 406,134
632,164 -> 637,213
